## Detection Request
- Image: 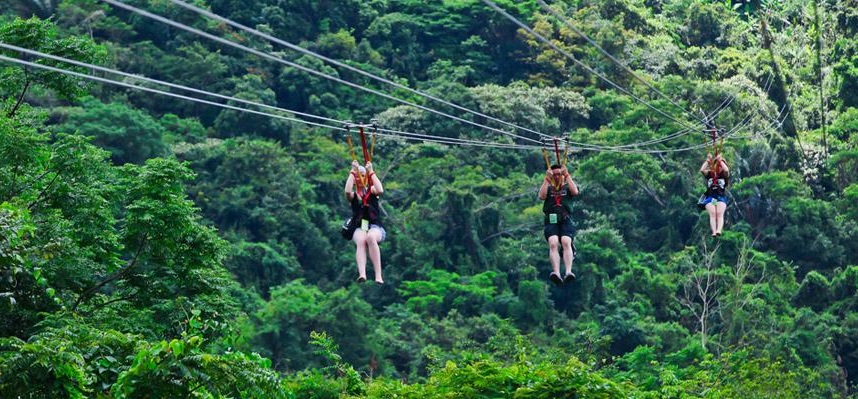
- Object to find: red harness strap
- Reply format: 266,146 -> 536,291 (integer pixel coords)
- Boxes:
359,126 -> 370,163
544,176 -> 564,207
352,171 -> 375,207
552,179 -> 564,207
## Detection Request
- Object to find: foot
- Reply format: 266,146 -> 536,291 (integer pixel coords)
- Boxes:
564,272 -> 576,283
374,279 -> 384,285
356,276 -> 366,283
711,233 -> 717,238
549,272 -> 563,286
715,232 -> 722,237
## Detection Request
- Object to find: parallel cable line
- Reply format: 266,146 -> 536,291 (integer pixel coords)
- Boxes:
1,42 -> 681,153
0,48 -> 759,155
0,43 -> 547,150
103,0 -> 720,153
0,53 -> 542,150
579,74 -> 768,151
168,0 -> 560,143
98,0 -> 547,145
0,45 -> 775,155
710,73 -> 779,143
481,0 -> 703,131
0,47 -> 708,155
0,43 -> 345,125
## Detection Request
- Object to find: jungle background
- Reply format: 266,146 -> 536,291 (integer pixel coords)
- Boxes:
2,0 -> 858,397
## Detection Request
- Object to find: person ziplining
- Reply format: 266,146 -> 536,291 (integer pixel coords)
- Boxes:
538,138 -> 579,286
342,120 -> 386,284
697,125 -> 730,237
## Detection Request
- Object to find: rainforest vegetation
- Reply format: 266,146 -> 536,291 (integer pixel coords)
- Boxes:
2,0 -> 858,397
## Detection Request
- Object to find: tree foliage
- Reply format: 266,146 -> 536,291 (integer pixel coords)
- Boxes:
1,1 -> 857,395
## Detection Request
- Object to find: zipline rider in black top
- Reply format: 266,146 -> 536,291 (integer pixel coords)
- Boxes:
345,160 -> 386,284
538,164 -> 579,286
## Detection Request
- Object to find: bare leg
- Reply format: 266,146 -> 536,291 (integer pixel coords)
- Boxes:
366,229 -> 384,283
561,236 -> 574,274
715,201 -> 727,234
548,236 -> 561,275
705,203 -> 717,236
352,230 -> 368,280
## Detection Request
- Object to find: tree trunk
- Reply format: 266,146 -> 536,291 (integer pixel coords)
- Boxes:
759,18 -> 797,139
812,0 -> 827,155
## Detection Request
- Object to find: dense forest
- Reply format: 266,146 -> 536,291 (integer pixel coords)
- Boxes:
1,0 -> 857,397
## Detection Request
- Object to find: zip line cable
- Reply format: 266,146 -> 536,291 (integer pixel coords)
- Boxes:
2,41 -> 509,149
661,73 -> 774,147
105,0 -> 656,152
707,73 -> 779,142
535,0 -> 707,126
574,73 -> 769,151
2,32 -> 780,155
481,0 -> 704,132
0,43 -> 344,126
619,71 -> 777,150
482,0 -> 782,152
613,79 -> 786,154
168,0 -> 561,143
2,42 -> 711,153
569,53 -> 775,150
2,38 -> 784,156
0,43 -> 559,150
698,72 -> 773,128
0,49 -> 730,155
0,53 -> 543,150
101,0 -> 721,153
98,0 -> 546,146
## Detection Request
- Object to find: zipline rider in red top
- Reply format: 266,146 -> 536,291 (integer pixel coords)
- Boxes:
699,154 -> 729,237
343,121 -> 386,284
698,126 -> 729,238
538,138 -> 579,286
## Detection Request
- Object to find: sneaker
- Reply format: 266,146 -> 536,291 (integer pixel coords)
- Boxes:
549,272 -> 563,286
564,272 -> 577,283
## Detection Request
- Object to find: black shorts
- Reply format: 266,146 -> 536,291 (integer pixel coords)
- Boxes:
544,218 -> 575,240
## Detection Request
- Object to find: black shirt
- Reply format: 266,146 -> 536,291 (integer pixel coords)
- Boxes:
351,192 -> 382,227
705,172 -> 729,197
542,183 -> 574,223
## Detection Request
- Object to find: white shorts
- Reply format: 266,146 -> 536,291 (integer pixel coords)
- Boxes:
354,225 -> 386,242
370,224 -> 386,242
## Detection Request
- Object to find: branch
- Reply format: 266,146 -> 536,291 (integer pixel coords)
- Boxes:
27,173 -> 61,211
620,169 -> 666,208
475,188 -> 537,213
7,80 -> 31,118
72,237 -> 147,311
479,223 -> 540,244
79,291 -> 139,316
9,167 -> 53,199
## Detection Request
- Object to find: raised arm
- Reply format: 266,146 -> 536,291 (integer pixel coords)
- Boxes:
366,162 -> 383,196
538,169 -> 551,200
344,173 -> 355,201
700,158 -> 711,177
561,166 -> 579,196
344,160 -> 359,200
717,157 -> 729,175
